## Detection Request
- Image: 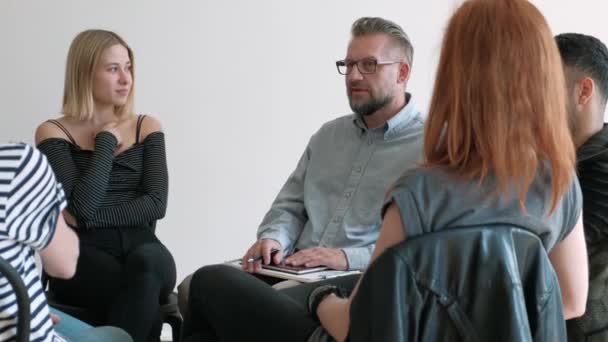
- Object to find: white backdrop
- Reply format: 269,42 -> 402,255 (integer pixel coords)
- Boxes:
1,0 -> 607,285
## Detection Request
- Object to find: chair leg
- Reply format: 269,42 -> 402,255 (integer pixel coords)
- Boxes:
166,315 -> 182,342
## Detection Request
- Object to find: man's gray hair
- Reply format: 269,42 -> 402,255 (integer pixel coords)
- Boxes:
351,17 -> 413,66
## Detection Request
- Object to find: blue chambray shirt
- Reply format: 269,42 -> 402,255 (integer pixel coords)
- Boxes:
257,93 -> 424,270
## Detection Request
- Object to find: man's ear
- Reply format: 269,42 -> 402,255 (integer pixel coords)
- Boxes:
397,63 -> 410,84
577,76 -> 595,106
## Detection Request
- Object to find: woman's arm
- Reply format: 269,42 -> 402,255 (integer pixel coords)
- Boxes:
548,214 -> 588,319
85,132 -> 168,228
36,122 -> 117,226
317,203 -> 406,341
85,116 -> 169,228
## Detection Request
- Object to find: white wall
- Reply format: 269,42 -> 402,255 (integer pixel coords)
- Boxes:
1,0 -> 607,284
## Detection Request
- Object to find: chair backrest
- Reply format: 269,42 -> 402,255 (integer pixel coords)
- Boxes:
0,258 -> 30,342
349,226 -> 566,342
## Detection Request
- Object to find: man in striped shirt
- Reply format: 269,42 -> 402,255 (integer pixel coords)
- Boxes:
0,143 -> 131,341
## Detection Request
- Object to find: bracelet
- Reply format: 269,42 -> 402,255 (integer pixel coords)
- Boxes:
308,284 -> 348,321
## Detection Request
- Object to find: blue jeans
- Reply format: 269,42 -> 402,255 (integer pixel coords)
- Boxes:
51,308 -> 133,342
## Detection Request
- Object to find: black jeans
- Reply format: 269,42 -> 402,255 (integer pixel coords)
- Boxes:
49,228 -> 177,342
182,264 -> 359,342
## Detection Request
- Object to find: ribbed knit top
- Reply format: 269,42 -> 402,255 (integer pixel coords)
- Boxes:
37,117 -> 168,231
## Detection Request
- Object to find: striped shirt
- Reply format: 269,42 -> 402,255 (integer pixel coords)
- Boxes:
0,143 -> 66,342
36,129 -> 168,232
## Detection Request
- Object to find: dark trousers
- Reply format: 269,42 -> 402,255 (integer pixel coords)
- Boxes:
182,264 -> 359,342
49,228 -> 177,342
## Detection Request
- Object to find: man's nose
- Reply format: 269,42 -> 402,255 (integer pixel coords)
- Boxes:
346,65 -> 364,82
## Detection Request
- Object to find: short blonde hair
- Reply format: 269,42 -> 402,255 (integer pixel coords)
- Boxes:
62,29 -> 135,120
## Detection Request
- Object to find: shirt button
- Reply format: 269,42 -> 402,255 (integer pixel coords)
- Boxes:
345,192 -> 351,198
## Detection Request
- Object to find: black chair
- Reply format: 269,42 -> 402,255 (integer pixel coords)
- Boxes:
0,258 -> 30,342
42,274 -> 183,342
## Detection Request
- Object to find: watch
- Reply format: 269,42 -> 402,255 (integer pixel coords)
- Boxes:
308,284 -> 348,321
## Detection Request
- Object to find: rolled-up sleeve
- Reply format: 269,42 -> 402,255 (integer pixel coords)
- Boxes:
341,245 -> 374,270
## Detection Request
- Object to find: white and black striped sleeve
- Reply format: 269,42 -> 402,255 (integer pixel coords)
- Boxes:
3,144 -> 66,250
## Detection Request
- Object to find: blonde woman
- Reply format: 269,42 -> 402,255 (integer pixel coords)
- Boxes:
35,30 -> 176,342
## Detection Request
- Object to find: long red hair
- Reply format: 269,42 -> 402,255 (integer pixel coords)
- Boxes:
424,0 -> 575,212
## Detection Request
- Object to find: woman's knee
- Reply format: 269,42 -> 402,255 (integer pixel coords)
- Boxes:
125,243 -> 176,283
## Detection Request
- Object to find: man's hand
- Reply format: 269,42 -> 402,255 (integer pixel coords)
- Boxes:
285,247 -> 348,271
241,239 -> 283,273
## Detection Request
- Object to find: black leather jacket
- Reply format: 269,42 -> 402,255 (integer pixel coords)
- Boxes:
349,226 -> 566,342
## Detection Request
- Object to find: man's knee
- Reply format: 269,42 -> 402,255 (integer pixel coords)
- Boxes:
187,264 -> 248,306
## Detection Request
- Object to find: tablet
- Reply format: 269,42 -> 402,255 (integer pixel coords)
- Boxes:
226,259 -> 359,282
262,263 -> 329,275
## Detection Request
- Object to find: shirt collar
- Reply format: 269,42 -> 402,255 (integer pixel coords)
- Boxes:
577,124 -> 608,162
352,92 -> 421,140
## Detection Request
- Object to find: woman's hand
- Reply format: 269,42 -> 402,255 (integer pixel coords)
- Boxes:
96,121 -> 128,146
62,209 -> 77,227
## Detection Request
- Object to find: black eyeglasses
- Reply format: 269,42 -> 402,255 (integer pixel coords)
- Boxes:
336,58 -> 401,75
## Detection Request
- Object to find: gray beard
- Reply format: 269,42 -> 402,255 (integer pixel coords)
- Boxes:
349,94 -> 393,116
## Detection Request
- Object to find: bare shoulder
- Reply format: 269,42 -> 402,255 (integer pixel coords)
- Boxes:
35,118 -> 70,145
139,114 -> 163,141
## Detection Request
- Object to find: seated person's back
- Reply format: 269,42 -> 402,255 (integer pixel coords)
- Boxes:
0,143 -> 76,341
